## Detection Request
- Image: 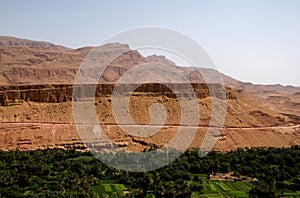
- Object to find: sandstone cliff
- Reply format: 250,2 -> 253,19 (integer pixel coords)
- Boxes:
0,83 -> 237,106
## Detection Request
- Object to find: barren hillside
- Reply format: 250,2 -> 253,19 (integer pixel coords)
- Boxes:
0,36 -> 299,151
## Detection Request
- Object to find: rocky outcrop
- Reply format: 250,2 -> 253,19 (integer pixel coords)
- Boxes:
0,84 -> 73,105
0,83 -> 236,106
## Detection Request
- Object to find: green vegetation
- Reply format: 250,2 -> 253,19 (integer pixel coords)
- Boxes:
0,146 -> 299,197
193,179 -> 250,197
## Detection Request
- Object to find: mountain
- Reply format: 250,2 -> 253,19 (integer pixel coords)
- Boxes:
0,36 -> 299,151
0,36 -> 67,49
0,36 -> 299,119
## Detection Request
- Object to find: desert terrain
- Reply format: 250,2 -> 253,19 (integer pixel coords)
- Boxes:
0,36 -> 299,152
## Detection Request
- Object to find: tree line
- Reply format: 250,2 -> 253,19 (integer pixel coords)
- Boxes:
0,145 -> 299,197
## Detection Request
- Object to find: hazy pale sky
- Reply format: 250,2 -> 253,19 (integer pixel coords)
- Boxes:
1,0 -> 299,86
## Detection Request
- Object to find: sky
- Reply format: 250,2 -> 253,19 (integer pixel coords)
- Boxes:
0,0 -> 299,86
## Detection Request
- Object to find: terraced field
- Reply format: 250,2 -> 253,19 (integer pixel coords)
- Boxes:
194,178 -> 251,198
92,177 -> 300,198
92,177 -> 252,198
192,178 -> 300,198
92,180 -> 126,198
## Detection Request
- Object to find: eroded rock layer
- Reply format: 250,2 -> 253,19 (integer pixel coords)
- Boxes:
0,83 -> 236,106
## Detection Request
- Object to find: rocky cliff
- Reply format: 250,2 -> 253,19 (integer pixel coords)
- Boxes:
1,36 -> 299,121
0,83 -> 236,106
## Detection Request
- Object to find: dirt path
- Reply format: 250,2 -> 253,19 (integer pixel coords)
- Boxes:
1,121 -> 299,129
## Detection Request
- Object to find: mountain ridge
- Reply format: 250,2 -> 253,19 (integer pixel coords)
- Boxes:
0,36 -> 299,151
0,36 -> 299,118
1,36 -> 297,88
0,36 -> 68,50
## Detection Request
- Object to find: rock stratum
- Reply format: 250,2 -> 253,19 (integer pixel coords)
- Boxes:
0,36 -> 299,151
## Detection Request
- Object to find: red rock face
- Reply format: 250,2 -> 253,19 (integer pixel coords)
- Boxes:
0,83 -> 236,106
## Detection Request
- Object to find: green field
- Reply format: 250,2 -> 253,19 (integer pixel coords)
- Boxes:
92,180 -> 125,198
92,177 -> 300,198
92,177 -> 252,198
197,178 -> 250,198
